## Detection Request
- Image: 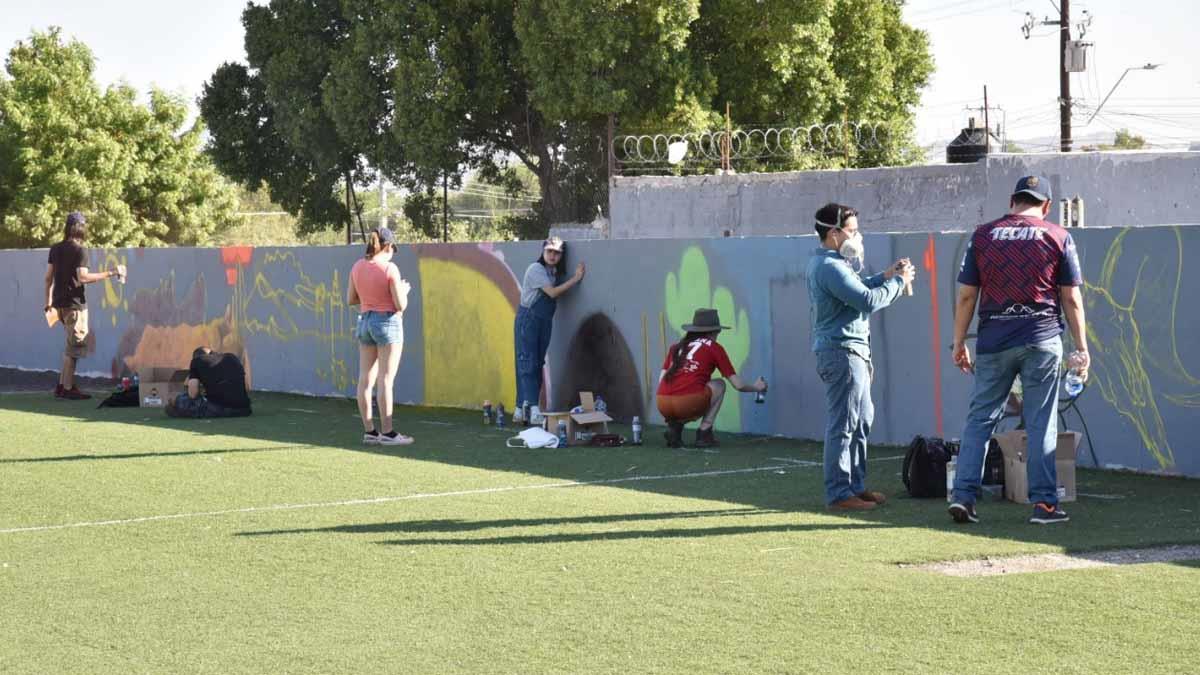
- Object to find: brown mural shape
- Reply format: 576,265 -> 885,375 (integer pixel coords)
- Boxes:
557,313 -> 644,424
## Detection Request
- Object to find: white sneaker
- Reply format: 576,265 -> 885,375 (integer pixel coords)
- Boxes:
378,432 -> 414,446
363,430 -> 381,445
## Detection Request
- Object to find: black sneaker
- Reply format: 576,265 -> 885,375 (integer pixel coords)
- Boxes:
694,427 -> 719,448
363,429 -> 381,445
1029,502 -> 1069,524
948,501 -> 979,524
663,421 -> 684,448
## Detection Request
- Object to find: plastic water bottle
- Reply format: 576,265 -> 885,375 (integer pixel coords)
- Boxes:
946,457 -> 957,503
132,373 -> 139,389
557,420 -> 568,447
631,416 -> 642,445
1064,350 -> 1086,397
595,396 -> 607,413
495,403 -> 506,429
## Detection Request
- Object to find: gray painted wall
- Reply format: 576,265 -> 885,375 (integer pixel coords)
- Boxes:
3,226 -> 1198,477
610,151 -> 1200,237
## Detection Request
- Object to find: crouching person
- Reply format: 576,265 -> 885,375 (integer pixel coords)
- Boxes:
656,309 -> 766,448
166,347 -> 252,418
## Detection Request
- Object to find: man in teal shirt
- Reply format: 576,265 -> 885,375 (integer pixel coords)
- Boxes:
806,203 -> 914,510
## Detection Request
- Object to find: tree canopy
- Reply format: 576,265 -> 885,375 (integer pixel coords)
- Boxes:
0,29 -> 240,248
201,0 -> 932,237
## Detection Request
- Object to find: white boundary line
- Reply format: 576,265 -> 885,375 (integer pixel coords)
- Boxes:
0,453 -> 912,536
1,464 -> 792,535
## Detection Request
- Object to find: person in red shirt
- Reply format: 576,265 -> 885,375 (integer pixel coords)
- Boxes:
656,308 -> 767,448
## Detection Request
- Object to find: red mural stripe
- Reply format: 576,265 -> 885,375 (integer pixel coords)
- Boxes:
923,234 -> 944,437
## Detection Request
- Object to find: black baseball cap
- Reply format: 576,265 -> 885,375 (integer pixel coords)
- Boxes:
1013,175 -> 1051,203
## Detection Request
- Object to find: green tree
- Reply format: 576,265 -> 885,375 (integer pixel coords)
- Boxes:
0,29 -> 240,248
201,0 -> 932,239
1107,129 -> 1147,150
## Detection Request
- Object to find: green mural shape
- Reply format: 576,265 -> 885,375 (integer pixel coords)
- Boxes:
665,246 -> 752,431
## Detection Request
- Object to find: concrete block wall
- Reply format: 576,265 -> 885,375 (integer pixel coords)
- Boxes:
610,151 -> 1200,237
3,225 -> 1198,477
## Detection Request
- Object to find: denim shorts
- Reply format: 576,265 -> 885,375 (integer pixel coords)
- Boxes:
356,311 -> 404,345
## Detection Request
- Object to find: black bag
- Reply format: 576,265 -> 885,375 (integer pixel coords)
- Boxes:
982,437 -> 1006,486
902,435 -> 956,498
97,386 -> 139,408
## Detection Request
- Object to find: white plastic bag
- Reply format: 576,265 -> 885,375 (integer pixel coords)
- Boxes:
506,426 -> 560,449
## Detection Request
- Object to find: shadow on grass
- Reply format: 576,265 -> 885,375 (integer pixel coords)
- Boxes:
0,444 -> 310,463
4,389 -> 1199,560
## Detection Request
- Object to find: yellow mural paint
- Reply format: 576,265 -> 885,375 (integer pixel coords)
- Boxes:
418,257 -> 516,408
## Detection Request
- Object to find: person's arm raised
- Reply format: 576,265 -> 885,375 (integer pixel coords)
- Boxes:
540,262 -> 586,299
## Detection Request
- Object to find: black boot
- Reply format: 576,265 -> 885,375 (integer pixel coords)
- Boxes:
694,426 -> 719,448
663,420 -> 684,448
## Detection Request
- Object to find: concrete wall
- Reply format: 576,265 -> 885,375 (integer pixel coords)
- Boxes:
610,151 -> 1200,237
3,226 -> 1198,477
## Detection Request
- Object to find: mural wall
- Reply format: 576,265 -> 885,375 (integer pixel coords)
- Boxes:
2,226 -> 1198,477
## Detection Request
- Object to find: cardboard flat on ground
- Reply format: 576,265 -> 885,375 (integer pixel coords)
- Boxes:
993,430 -> 1080,504
138,368 -> 190,407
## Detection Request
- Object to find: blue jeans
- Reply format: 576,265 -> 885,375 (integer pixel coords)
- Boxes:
816,349 -> 873,505
514,299 -> 555,409
953,337 -> 1062,506
170,392 -> 251,418
356,310 -> 403,345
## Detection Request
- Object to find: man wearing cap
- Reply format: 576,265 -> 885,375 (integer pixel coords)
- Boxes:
513,236 -> 584,415
949,176 -> 1088,525
807,203 -> 915,511
44,212 -> 126,400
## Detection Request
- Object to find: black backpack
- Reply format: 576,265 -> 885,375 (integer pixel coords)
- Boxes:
982,437 -> 1006,486
97,386 -> 140,408
902,435 -> 956,498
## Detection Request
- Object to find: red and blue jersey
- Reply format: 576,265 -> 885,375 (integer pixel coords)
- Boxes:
957,214 -> 1082,354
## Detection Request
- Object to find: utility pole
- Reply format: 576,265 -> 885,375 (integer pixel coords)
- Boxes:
1059,0 -> 1071,152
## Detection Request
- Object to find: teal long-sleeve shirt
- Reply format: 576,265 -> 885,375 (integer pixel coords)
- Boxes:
806,247 -> 904,359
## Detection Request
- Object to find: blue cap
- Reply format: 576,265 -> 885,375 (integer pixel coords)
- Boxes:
376,227 -> 396,245
1013,175 -> 1051,203
66,211 -> 86,227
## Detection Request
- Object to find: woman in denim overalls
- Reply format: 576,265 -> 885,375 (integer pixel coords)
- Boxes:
513,237 -> 585,414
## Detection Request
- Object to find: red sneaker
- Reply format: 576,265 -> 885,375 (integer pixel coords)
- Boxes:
54,384 -> 65,398
63,387 -> 92,400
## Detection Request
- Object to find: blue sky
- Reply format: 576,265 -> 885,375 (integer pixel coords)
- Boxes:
2,0 -> 1197,151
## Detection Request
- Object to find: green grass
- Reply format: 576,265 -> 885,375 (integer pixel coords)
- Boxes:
2,391 -> 1198,673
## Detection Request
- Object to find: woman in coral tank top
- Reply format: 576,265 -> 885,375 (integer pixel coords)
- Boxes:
348,227 -> 413,446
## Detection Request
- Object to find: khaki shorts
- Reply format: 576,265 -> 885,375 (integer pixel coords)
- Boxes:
58,307 -> 89,358
657,388 -> 713,423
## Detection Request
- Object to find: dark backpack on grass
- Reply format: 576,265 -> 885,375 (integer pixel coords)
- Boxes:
902,435 -> 956,498
97,386 -> 139,408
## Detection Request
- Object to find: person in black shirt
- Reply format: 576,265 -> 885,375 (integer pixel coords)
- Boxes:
165,347 -> 252,418
44,212 -> 126,400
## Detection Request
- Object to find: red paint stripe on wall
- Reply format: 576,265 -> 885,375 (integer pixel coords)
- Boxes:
923,234 -> 944,437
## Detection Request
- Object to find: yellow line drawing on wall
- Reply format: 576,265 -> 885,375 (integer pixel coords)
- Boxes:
1083,227 -> 1199,470
240,250 -> 354,391
418,256 -> 516,409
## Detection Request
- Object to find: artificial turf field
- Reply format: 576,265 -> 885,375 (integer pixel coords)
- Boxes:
2,390 -> 1198,673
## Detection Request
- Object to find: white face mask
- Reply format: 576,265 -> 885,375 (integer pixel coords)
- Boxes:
838,230 -> 864,261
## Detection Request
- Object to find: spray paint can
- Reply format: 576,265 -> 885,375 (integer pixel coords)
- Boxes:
557,419 -> 568,447
755,378 -> 767,404
521,400 -> 531,426
631,416 -> 642,445
496,403 -> 506,429
121,376 -> 132,391
483,400 -> 493,425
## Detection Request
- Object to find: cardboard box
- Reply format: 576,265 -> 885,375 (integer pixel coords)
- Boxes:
541,391 -> 613,446
992,430 -> 1080,504
138,367 -> 190,407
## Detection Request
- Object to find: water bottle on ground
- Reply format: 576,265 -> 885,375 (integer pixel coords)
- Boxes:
631,416 -> 642,445
496,403 -> 506,429
557,419 -> 568,447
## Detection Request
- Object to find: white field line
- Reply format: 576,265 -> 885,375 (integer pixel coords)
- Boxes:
1,464 -> 793,535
